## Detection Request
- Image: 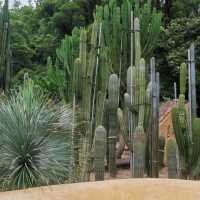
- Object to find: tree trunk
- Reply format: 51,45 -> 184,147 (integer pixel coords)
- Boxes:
165,0 -> 172,25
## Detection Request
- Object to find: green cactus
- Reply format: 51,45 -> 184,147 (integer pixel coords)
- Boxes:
121,0 -> 131,78
54,0 -> 162,181
124,16 -> 152,178
124,16 -> 160,178
56,28 -> 80,101
167,139 -> 177,179
72,58 -> 81,98
159,136 -> 165,168
102,99 -> 110,166
133,59 -> 146,178
94,126 -> 106,181
0,0 -> 11,92
79,29 -> 87,99
134,18 -> 141,69
190,118 -> 200,179
133,125 -> 146,177
117,107 -> 129,147
148,57 -> 160,178
108,74 -> 119,177
94,0 -> 161,80
180,63 -> 187,94
171,62 -> 200,179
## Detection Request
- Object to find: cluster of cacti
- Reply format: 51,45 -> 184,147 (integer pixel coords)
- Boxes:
0,0 -> 11,92
94,0 -> 162,81
54,0 -> 161,182
56,27 -> 80,101
123,17 -> 160,178
171,49 -> 200,179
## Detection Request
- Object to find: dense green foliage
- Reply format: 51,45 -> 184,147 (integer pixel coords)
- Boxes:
8,0 -> 103,88
156,17 -> 200,100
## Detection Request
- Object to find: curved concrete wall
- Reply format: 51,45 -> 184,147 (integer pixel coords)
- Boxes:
0,179 -> 200,200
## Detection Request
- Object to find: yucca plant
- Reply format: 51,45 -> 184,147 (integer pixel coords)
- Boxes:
0,78 -> 73,191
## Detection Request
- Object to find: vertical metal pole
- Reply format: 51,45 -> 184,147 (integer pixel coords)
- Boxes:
91,23 -> 102,127
150,57 -> 158,177
129,10 -> 134,177
174,82 -> 177,100
155,72 -> 160,178
188,49 -> 192,140
189,43 -> 197,117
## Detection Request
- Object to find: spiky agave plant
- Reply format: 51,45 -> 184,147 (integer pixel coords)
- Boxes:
0,79 -> 73,191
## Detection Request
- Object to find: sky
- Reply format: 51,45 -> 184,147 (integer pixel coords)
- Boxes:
11,0 -> 29,6
1,0 -> 29,7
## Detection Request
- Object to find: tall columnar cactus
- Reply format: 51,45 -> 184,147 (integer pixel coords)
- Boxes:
74,21 -> 113,181
167,139 -> 177,179
125,17 -> 154,176
0,0 -> 11,91
79,22 -> 101,181
108,74 -> 119,177
171,63 -> 189,178
171,62 -> 200,179
121,0 -> 131,78
78,29 -> 87,99
148,57 -> 160,178
94,126 -> 106,181
133,59 -> 146,178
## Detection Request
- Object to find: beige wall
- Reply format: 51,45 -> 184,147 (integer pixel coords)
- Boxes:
0,179 -> 200,200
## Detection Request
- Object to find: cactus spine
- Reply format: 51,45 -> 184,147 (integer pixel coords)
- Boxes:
94,126 -> 106,181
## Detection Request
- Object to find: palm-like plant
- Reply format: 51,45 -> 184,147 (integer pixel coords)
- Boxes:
0,78 -> 73,190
